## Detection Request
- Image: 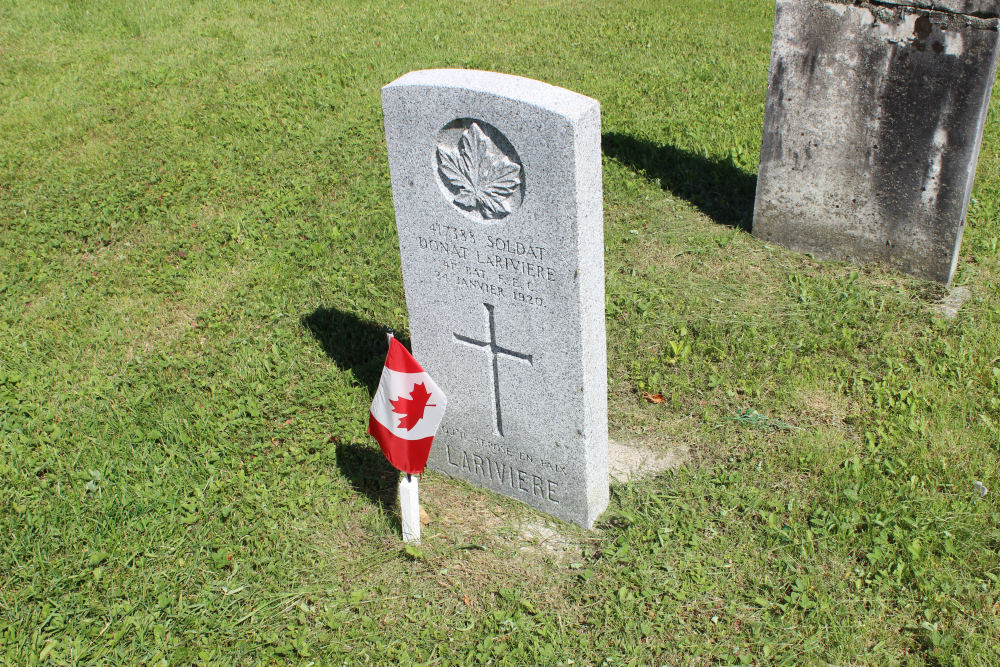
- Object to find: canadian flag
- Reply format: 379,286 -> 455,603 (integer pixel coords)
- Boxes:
367,337 -> 447,474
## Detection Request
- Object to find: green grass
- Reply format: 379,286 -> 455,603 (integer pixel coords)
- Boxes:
2,0 -> 999,665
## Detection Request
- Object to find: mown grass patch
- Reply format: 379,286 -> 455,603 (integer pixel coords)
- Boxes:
2,0 -> 999,665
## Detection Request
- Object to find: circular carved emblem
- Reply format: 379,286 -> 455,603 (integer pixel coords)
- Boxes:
436,119 -> 523,221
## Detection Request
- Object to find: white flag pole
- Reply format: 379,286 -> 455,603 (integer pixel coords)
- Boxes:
399,473 -> 421,544
386,330 -> 421,544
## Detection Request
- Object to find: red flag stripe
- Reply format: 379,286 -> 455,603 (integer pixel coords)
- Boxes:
367,412 -> 434,475
384,337 -> 425,374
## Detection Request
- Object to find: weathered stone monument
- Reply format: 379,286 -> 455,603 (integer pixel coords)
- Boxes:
754,0 -> 1000,283
381,70 -> 608,528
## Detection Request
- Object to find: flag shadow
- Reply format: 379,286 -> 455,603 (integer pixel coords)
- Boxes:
602,132 -> 757,231
301,306 -> 410,396
333,440 -> 401,525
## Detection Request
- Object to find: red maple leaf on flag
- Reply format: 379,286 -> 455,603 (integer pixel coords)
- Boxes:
390,382 -> 436,431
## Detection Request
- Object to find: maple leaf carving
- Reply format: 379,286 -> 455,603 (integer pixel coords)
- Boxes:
437,123 -> 521,219
391,382 -> 436,431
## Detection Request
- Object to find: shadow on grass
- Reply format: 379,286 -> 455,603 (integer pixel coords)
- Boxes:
334,440 -> 400,523
302,306 -> 408,521
301,306 -> 409,396
602,132 -> 757,231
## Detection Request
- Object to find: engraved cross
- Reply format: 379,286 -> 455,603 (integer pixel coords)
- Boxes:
453,303 -> 533,437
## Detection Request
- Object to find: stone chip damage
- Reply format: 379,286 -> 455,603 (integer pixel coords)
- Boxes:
856,0 -> 999,20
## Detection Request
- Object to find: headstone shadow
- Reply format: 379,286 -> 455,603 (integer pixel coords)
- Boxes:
301,306 -> 409,395
301,306 -> 408,517
602,132 -> 757,231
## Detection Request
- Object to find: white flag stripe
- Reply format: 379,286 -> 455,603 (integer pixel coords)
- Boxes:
371,367 -> 447,441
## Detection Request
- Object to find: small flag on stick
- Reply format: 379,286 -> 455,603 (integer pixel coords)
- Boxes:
368,334 -> 447,543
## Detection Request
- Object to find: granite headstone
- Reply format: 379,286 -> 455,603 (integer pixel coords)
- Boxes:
381,69 -> 608,528
753,0 -> 1000,283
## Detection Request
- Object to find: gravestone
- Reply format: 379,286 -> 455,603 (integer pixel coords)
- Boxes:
381,69 -> 608,528
753,0 -> 1000,283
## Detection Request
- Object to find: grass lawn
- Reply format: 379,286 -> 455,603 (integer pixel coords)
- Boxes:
2,0 -> 1000,664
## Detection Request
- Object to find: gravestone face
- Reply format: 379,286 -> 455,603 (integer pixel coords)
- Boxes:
382,69 -> 607,528
753,0 -> 1000,283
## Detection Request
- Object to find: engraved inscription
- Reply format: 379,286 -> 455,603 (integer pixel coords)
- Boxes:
445,444 -> 560,503
416,223 -> 558,309
439,425 -> 568,477
474,250 -> 555,281
437,122 -> 522,220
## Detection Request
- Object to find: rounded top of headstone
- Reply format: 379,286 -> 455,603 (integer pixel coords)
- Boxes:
382,69 -> 600,121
